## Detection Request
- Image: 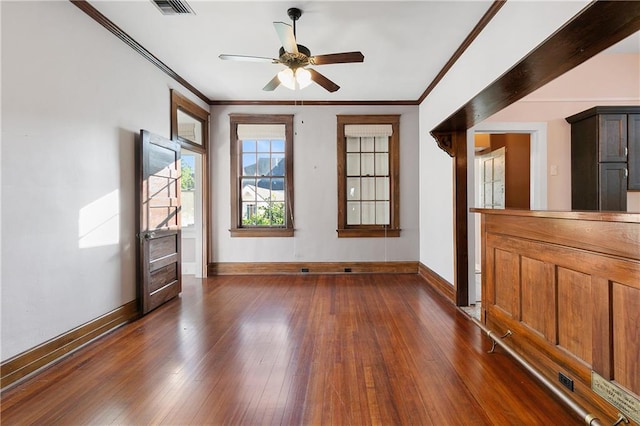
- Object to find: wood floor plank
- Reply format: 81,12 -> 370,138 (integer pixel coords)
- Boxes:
1,274 -> 581,425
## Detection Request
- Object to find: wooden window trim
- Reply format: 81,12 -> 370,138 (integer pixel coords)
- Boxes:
337,115 -> 400,238
229,114 -> 294,237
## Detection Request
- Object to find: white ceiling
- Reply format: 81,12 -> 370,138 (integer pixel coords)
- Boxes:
88,0 -> 494,101
87,1 -> 639,103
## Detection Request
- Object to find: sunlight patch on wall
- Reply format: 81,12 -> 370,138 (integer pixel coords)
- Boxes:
79,190 -> 120,248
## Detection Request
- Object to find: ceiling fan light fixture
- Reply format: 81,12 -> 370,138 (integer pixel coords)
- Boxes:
277,67 -> 311,90
277,68 -> 296,90
296,67 -> 312,89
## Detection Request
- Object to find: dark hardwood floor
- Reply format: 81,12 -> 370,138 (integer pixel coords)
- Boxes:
1,274 -> 580,425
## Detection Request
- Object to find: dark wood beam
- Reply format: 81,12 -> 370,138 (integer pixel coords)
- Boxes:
453,131 -> 469,306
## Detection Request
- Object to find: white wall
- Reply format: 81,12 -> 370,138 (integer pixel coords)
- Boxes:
210,105 -> 420,263
418,0 -> 590,283
1,1 -> 208,360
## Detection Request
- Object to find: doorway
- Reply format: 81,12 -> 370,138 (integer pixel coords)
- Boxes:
466,122 -> 548,310
181,149 -> 204,277
171,89 -> 210,278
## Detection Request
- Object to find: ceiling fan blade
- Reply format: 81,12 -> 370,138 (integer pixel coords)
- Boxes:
310,51 -> 364,65
263,75 -> 281,91
308,69 -> 340,93
273,22 -> 298,54
219,54 -> 278,63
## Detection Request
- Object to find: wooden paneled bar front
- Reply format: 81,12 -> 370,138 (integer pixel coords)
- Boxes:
471,208 -> 640,425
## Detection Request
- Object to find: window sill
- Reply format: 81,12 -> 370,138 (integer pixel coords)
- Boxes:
229,228 -> 294,238
337,228 -> 400,238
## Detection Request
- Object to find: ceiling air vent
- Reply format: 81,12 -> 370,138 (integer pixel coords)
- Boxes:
151,0 -> 194,15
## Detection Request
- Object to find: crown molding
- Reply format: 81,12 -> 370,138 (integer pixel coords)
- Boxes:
70,0 -> 211,104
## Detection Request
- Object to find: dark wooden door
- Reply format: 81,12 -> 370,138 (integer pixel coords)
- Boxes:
136,130 -> 182,315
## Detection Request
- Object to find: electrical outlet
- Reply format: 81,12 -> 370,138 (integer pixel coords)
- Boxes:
558,372 -> 574,391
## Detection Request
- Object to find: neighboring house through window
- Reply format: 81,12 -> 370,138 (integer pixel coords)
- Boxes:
337,115 -> 400,237
230,114 -> 294,237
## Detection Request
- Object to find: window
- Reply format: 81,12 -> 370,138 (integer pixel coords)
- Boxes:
337,115 -> 400,237
230,114 -> 294,237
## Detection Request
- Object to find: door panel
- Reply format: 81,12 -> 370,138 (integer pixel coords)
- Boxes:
137,130 -> 182,315
599,162 -> 627,211
598,114 -> 627,162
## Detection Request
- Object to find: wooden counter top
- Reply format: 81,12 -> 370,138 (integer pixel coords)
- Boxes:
470,208 -> 640,224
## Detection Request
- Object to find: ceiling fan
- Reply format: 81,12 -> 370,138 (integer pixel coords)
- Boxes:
219,7 -> 364,93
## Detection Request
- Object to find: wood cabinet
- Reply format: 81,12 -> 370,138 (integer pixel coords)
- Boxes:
567,106 -> 640,211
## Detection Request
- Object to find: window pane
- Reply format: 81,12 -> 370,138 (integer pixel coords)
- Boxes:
361,177 -> 375,200
271,139 -> 285,152
255,178 -> 271,200
375,136 -> 388,152
494,156 -> 505,180
242,202 -> 257,225
347,177 -> 360,200
346,137 -> 360,152
177,109 -> 203,145
271,178 -> 285,198
361,202 -> 375,224
376,177 -> 389,200
257,140 -> 270,152
361,153 -> 374,176
242,140 -> 256,152
347,202 -> 360,225
375,153 -> 388,175
493,182 -> 504,208
257,154 -> 271,175
270,202 -> 285,225
376,201 -> 390,225
346,153 -> 360,175
181,154 -> 196,227
241,178 -> 257,201
361,137 -> 374,152
484,159 -> 493,180
271,153 -> 285,176
242,153 -> 256,176
484,183 -> 493,206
